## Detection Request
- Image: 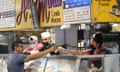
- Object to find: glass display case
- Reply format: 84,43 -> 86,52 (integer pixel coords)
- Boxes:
0,54 -> 119,72
24,54 -> 120,72
0,55 -> 8,72
24,55 -> 78,72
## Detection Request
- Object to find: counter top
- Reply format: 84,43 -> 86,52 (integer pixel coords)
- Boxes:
0,54 -> 119,58
44,54 -> 120,59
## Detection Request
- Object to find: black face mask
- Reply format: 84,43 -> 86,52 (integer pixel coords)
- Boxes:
88,45 -> 95,49
42,42 -> 49,46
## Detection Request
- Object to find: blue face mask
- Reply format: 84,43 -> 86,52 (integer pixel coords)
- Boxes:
31,44 -> 36,48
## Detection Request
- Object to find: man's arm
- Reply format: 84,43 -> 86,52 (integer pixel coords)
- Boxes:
24,45 -> 56,62
58,47 -> 88,55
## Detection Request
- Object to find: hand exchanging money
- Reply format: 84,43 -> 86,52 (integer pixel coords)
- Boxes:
30,50 -> 39,54
57,47 -> 66,52
50,45 -> 57,52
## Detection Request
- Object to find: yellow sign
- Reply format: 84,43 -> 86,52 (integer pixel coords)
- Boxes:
0,0 -> 34,31
40,0 -> 64,27
92,0 -> 120,22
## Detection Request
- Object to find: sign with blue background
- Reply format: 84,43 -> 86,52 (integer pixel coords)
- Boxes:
63,0 -> 91,24
63,0 -> 91,9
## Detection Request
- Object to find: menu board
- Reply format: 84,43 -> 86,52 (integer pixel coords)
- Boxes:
40,0 -> 64,27
63,0 -> 91,24
0,0 -> 16,28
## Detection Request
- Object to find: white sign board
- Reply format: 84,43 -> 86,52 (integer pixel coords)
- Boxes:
63,0 -> 91,24
0,0 -> 16,28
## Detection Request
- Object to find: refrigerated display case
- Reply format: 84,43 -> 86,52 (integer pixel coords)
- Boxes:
26,54 -> 120,72
0,54 -> 119,72
26,55 -> 78,72
0,55 -> 8,72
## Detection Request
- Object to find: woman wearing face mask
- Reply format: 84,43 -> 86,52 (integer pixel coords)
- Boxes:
24,35 -> 43,54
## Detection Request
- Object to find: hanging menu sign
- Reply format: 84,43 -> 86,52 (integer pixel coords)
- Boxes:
40,0 -> 64,27
63,0 -> 91,24
0,0 -> 16,28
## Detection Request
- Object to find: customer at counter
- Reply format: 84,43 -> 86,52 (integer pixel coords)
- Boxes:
58,32 -> 111,72
7,41 -> 57,72
40,32 -> 59,55
24,35 -> 43,54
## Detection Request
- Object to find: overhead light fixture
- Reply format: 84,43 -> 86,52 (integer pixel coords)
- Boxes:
33,0 -> 36,2
0,34 -> 3,37
60,24 -> 71,29
113,23 -> 118,27
112,23 -> 118,31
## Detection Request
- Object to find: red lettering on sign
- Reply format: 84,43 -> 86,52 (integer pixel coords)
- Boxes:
16,0 -> 32,25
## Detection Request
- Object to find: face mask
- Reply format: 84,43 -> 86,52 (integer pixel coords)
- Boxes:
30,44 -> 36,48
43,42 -> 49,46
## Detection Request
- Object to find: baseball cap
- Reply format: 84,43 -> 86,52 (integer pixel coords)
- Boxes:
29,36 -> 38,41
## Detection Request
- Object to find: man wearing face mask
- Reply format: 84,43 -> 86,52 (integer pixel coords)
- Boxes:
24,35 -> 43,54
40,32 -> 59,55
